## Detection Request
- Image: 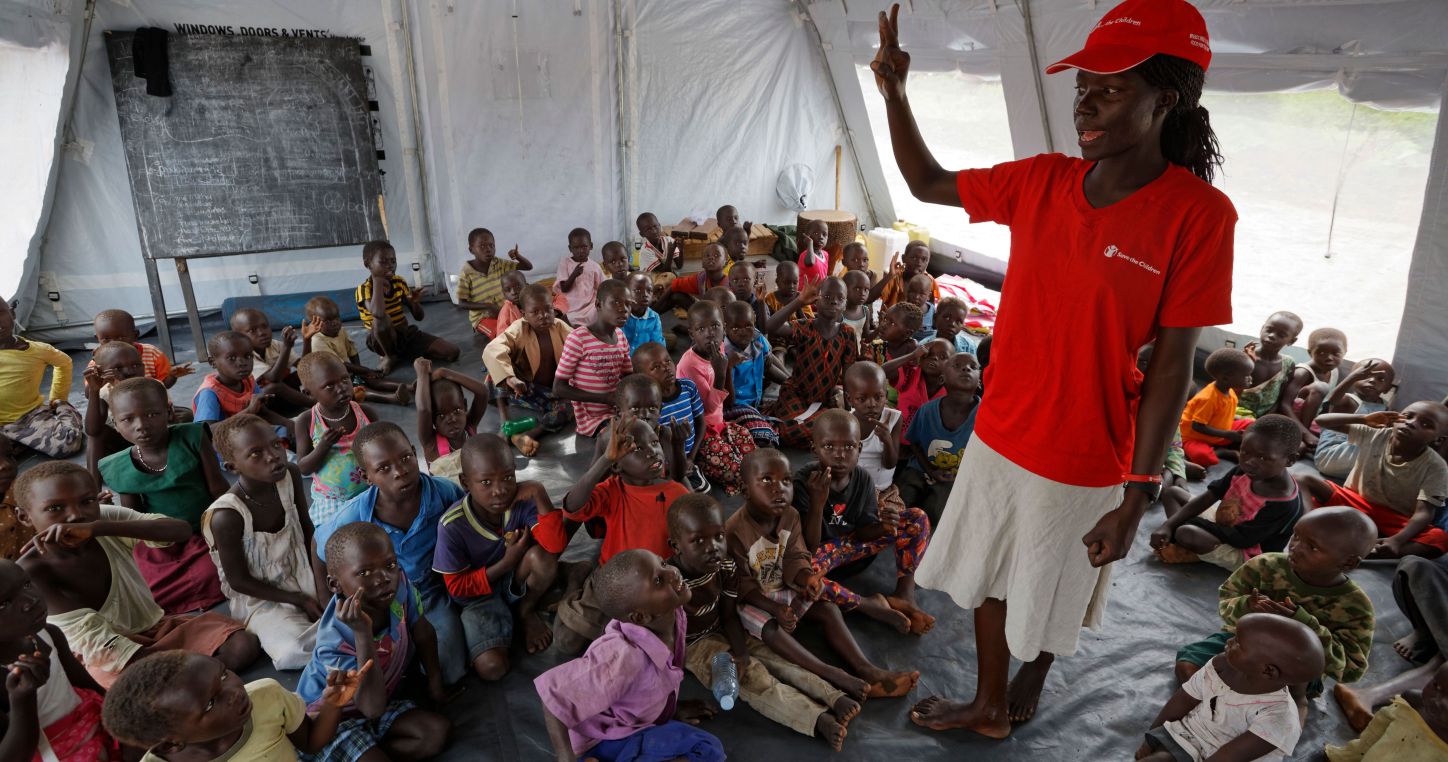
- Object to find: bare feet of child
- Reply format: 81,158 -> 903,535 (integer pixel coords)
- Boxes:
885,595 -> 936,636
1173,660 -> 1201,686
857,593 -> 911,634
860,666 -> 919,698
1154,543 -> 1200,564
511,433 -> 540,457
820,667 -> 870,701
1394,630 -> 1433,663
814,712 -> 849,751
909,695 -> 1011,739
379,356 -> 396,376
1006,653 -> 1054,723
393,382 -> 414,406
832,694 -> 862,725
1332,683 -> 1375,733
522,611 -> 553,654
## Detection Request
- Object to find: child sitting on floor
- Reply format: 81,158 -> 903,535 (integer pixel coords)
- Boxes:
99,378 -> 228,615
866,303 -> 923,401
766,277 -> 859,448
553,418 -> 689,655
1237,311 -> 1305,419
886,338 -> 952,443
675,301 -> 761,494
1313,358 -> 1395,479
413,358 -> 488,483
763,260 -> 812,322
192,332 -> 293,440
1300,401 -> 1448,560
797,410 -> 934,635
633,343 -> 708,489
304,295 -> 413,405
924,297 -> 978,355
356,240 -> 461,373
91,308 -> 193,390
482,283 -> 575,453
728,264 -> 771,333
895,352 -> 981,527
14,462 -> 258,688
553,279 -> 634,438
206,414 -> 325,670
103,649 -> 366,762
535,549 -> 724,762
840,241 -> 875,285
1151,414 -> 1303,571
623,273 -> 665,354
1138,613 -> 1322,762
601,240 -> 631,282
0,559 -> 122,761
229,308 -> 310,413
841,270 -> 874,349
312,421 -> 469,686
724,301 -> 786,438
293,353 -> 377,527
1180,347 -> 1256,468
299,522 -> 452,759
555,227 -> 606,326
636,212 -> 683,274
456,227 -> 533,339
1289,327 -> 1349,447
0,452 -> 30,561
591,374 -> 688,484
433,434 -> 568,679
494,269 -> 528,333
84,341 -> 191,480
668,493 -> 860,751
867,241 -> 936,308
1175,507 -> 1377,711
847,361 -> 903,498
729,448 -> 919,700
904,274 -> 938,342
0,299 -> 81,458
1327,659 -> 1448,760
797,220 -> 830,289
664,243 -> 729,312
720,225 -> 751,276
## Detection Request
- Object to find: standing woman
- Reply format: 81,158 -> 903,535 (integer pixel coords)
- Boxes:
873,0 -> 1236,738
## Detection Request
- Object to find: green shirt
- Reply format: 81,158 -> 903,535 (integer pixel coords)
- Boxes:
98,422 -> 211,529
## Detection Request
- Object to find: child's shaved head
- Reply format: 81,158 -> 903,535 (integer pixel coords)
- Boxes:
1236,613 -> 1326,685
666,493 -> 723,538
100,650 -> 195,746
468,227 -> 494,246
1297,506 -> 1377,559
297,351 -> 346,388
811,408 -> 860,440
305,295 -> 339,318
1307,327 -> 1347,351
12,461 -> 92,509
843,270 -> 870,291
1246,414 -> 1302,457
631,341 -> 668,371
637,212 -> 658,227
93,340 -> 141,368
210,413 -> 270,464
109,376 -> 168,411
93,309 -> 139,341
324,521 -> 392,575
743,447 -> 790,480
520,283 -> 551,309
361,240 -> 394,265
1205,347 -> 1253,378
723,300 -> 753,326
844,360 -> 887,390
615,373 -> 660,406
775,261 -> 799,278
1267,311 -> 1303,337
352,421 -> 410,461
206,330 -> 251,357
888,301 -> 924,331
596,279 -> 628,305
460,432 -> 510,474
593,549 -> 659,620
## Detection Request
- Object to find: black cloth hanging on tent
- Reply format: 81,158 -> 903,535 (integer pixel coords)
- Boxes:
132,27 -> 172,97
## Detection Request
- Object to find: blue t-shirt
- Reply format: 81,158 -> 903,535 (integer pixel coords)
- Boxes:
623,309 -> 665,356
315,474 -> 466,597
727,331 -> 770,409
297,572 -> 424,710
916,330 -> 978,355
912,302 -> 936,342
659,378 -> 706,453
906,396 -> 979,473
432,497 -> 539,603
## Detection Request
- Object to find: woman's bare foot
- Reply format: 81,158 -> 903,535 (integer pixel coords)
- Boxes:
814,712 -> 848,751
1332,683 -> 1375,733
1394,630 -> 1435,664
861,667 -> 919,698
521,610 -> 553,654
886,596 -> 936,635
511,433 -> 540,457
820,667 -> 870,701
393,382 -> 414,405
909,695 -> 1011,739
857,594 -> 911,633
1006,654 -> 1054,723
832,695 -> 862,726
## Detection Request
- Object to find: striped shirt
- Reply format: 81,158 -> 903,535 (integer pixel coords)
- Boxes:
659,378 -> 705,454
355,275 -> 410,330
457,259 -> 518,328
554,326 -> 631,437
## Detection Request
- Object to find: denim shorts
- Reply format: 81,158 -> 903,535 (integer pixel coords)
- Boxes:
459,573 -> 525,658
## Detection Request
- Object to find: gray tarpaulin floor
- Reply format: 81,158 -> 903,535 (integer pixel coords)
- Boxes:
41,304 -> 1411,760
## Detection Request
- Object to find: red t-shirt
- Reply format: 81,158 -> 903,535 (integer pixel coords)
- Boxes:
957,155 -> 1235,487
569,475 -> 689,564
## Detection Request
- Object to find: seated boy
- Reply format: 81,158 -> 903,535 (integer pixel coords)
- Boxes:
482,283 -> 576,446
632,342 -> 708,490
1236,311 -> 1305,419
494,269 -> 528,333
763,260 -> 811,319
555,228 -> 606,326
13,462 -> 258,687
623,273 -> 665,354
433,434 -> 567,680
1150,414 -> 1304,571
304,294 -> 413,405
669,493 -> 859,750
1175,507 -> 1377,709
1180,347 -> 1256,467
904,273 -> 938,342
1326,660 -> 1448,760
192,331 -> 294,440
298,522 -> 452,759
840,241 -> 875,284
601,240 -> 631,281
355,240 -> 460,374
84,340 -> 190,480
727,263 -> 771,333
1300,401 -> 1448,559
1313,358 -> 1394,479
535,549 -> 724,762
636,211 -> 683,274
720,225 -> 752,276
921,296 -> 978,355
1290,327 -> 1349,445
455,227 -> 532,338
662,243 -> 729,314
312,421 -> 469,685
894,352 -> 981,528
867,241 -> 936,308
1138,613 -> 1322,762
91,308 -> 193,388
230,307 -> 313,413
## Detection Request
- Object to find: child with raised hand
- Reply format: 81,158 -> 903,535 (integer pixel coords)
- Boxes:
293,353 -> 377,527
0,299 -> 81,459
623,273 -> 665,354
412,357 -> 488,484
847,361 -> 903,495
91,308 -> 192,389
1313,358 -> 1395,479
720,225 -> 752,276
763,260 -> 811,319
797,219 -> 830,289
669,493 -> 860,751
724,301 -> 785,443
867,240 -> 935,308
841,270 -> 875,348
925,296 -> 978,355
536,549 -> 724,762
553,417 -> 688,655
1180,347 -> 1256,468
84,341 -> 189,483
482,283 -> 575,454
1175,507 -> 1378,711
840,241 -> 875,285
1290,327 -> 1349,437
663,243 -> 729,314
434,434 -> 568,679
356,240 -> 461,374
303,295 -> 413,405
312,421 -> 469,686
205,414 -> 325,670
895,352 -> 982,527
554,227 -> 606,326
103,650 -> 368,762
1138,613 -> 1321,762
0,559 -> 122,760
636,211 -> 683,274
766,277 -> 859,448
601,240 -> 631,282
14,462 -> 257,688
727,263 -> 771,332
729,448 -> 919,700
300,522 -> 452,760
1301,401 -> 1448,560
1329,660 -> 1448,760
885,337 -> 952,444
456,227 -> 533,339
229,307 -> 311,412
865,302 -> 924,402
1236,311 -> 1305,419
553,279 -> 633,438
99,377 -> 229,615
675,301 -> 761,495
798,410 -> 934,636
494,269 -> 529,333
591,374 -> 689,484
192,332 -> 293,440
904,273 -> 938,342
632,342 -> 707,488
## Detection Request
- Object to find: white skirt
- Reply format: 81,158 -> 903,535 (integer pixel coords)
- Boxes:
916,435 -> 1121,661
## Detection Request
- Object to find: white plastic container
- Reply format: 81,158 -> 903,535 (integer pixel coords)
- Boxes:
866,227 -> 909,274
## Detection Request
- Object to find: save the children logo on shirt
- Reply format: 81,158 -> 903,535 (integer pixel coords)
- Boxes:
1103,244 -> 1162,276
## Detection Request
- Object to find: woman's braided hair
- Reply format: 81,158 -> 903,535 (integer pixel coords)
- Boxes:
1134,54 -> 1224,184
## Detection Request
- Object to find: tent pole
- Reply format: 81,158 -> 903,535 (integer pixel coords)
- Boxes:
800,1 -> 883,227
1020,0 -> 1055,153
613,0 -> 633,242
396,0 -> 441,287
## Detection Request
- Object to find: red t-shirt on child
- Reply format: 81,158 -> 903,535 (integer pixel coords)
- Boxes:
956,155 -> 1235,487
568,476 -> 689,564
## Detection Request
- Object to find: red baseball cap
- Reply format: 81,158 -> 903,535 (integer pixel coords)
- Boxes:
1045,0 -> 1212,75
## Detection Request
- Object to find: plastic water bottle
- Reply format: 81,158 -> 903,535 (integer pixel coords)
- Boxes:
710,651 -> 738,710
499,417 -> 537,437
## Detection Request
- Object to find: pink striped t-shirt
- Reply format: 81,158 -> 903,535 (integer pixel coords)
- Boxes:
555,326 -> 632,436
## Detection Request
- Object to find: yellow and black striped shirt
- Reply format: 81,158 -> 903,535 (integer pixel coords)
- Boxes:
355,275 -> 410,329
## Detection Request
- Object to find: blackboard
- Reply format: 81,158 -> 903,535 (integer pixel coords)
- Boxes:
103,32 -> 384,260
